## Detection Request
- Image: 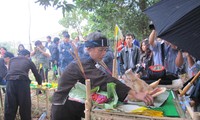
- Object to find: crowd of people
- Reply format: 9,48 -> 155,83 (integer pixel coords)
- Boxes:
0,29 -> 200,119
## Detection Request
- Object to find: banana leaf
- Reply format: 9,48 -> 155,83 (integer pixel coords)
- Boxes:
93,83 -> 119,109
68,82 -> 119,109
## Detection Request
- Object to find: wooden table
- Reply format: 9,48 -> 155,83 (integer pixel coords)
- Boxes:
31,87 -> 56,119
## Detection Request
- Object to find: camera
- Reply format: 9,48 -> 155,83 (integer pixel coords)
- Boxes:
149,21 -> 155,30
132,64 -> 144,73
34,46 -> 39,51
177,47 -> 185,52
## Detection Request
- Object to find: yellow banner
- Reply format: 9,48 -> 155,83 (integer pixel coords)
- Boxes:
114,24 -> 123,41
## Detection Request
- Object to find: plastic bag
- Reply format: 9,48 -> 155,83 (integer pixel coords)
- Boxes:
68,82 -> 86,103
93,82 -> 119,109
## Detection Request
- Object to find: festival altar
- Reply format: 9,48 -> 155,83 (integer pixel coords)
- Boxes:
90,90 -> 191,120
82,77 -> 200,120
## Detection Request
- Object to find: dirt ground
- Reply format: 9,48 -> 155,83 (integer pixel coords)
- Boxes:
32,89 -> 55,120
0,70 -> 57,120
0,87 -> 55,120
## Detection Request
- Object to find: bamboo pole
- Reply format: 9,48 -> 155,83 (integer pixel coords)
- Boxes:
180,71 -> 200,97
186,103 -> 194,119
112,59 -> 118,78
178,89 -> 194,119
28,0 -> 32,51
85,79 -> 91,120
112,25 -> 123,79
179,71 -> 200,119
112,39 -> 118,79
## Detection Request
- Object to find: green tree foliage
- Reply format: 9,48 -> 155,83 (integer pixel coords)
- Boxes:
74,0 -> 160,40
59,8 -> 91,38
35,0 -> 159,41
35,0 -> 75,16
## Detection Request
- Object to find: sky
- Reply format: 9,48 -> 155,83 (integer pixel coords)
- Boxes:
0,0 -> 66,45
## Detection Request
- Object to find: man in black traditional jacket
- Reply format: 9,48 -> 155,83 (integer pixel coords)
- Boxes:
4,49 -> 42,120
51,32 -> 154,120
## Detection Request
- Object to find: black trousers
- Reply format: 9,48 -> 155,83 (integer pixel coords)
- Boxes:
39,67 -> 48,82
4,80 -> 31,120
51,99 -> 85,120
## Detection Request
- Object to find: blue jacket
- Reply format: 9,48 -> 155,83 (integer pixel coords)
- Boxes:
59,42 -> 74,69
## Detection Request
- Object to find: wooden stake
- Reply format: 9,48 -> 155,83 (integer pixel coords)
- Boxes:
193,112 -> 200,120
44,89 -> 49,119
37,91 -> 39,109
85,79 -> 91,120
0,87 -> 3,112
